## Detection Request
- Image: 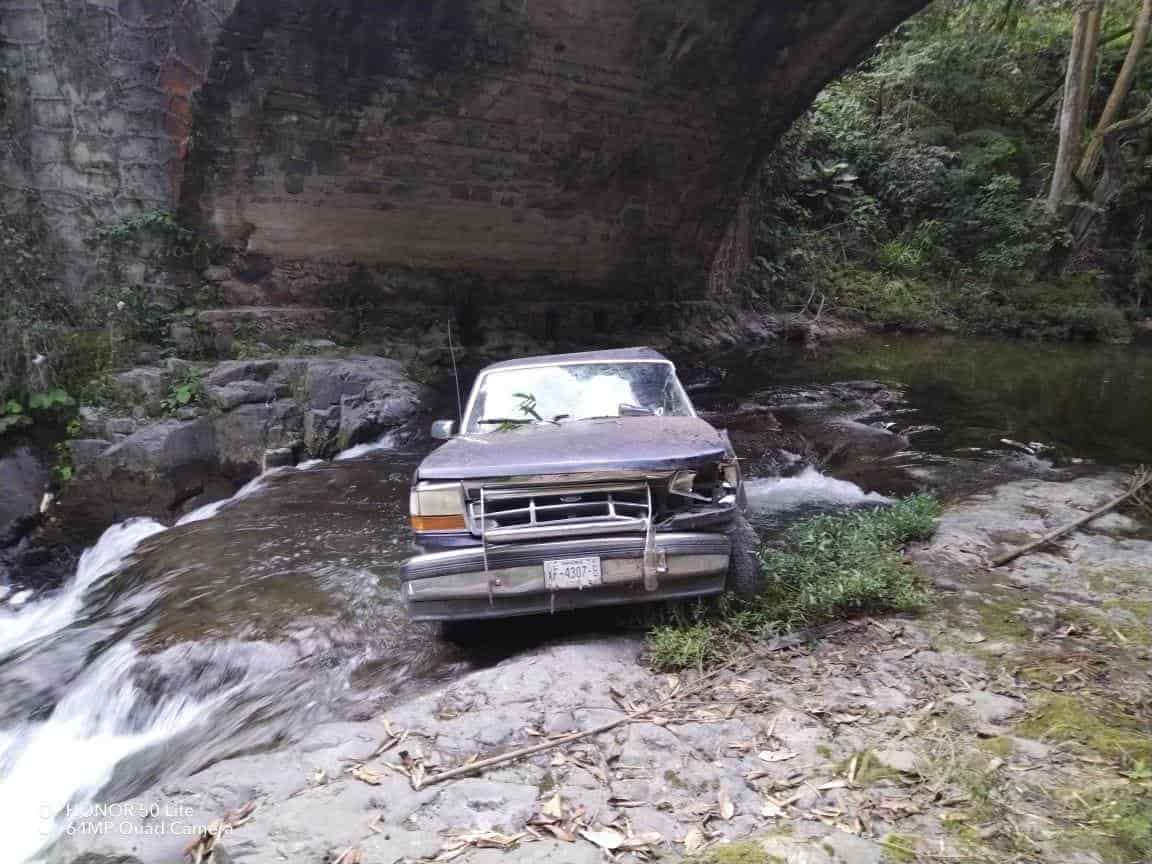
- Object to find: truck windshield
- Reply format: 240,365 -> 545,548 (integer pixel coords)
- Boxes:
466,362 -> 693,433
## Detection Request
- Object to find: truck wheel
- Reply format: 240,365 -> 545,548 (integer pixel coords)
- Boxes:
727,512 -> 765,596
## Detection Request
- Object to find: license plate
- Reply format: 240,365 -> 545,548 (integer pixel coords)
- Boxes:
543,556 -> 602,590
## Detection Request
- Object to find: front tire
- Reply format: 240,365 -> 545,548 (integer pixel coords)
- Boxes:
727,512 -> 765,596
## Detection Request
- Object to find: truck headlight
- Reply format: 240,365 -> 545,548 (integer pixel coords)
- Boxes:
409,482 -> 466,531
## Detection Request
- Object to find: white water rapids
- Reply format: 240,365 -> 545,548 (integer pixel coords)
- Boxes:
0,433 -> 403,864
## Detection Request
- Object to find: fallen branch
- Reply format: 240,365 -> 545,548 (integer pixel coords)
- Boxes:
417,623 -> 847,788
991,470 -> 1152,567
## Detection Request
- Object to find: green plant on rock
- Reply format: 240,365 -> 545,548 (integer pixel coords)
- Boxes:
28,388 -> 75,413
160,370 -> 205,415
0,400 -> 31,436
92,210 -> 212,269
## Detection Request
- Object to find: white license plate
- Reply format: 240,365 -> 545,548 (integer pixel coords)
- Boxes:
543,556 -> 602,590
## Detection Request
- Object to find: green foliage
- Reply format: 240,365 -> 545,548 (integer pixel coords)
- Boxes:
160,369 -> 204,415
748,0 -> 1146,338
513,392 -> 542,421
647,623 -> 724,673
92,210 -> 212,269
0,388 -> 77,439
647,496 -> 940,671
747,495 -> 939,631
27,388 -> 75,412
0,400 -> 31,436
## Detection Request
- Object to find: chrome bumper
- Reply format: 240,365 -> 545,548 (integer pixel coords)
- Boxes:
400,532 -> 730,621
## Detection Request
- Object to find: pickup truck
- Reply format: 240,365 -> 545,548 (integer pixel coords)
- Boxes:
400,347 -> 761,621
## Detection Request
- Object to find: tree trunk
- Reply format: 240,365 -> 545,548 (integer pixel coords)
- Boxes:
1076,4 -> 1103,122
1071,100 -> 1152,250
1048,2 -> 1102,214
1077,0 -> 1152,183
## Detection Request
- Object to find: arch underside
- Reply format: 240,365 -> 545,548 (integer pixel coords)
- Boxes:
182,0 -> 929,307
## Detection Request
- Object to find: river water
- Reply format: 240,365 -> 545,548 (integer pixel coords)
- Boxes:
2,334 -> 1151,862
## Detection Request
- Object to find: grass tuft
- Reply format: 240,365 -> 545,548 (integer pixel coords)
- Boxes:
648,496 -> 940,671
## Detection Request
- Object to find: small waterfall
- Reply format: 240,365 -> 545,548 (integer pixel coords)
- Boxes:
0,430 -> 404,862
0,519 -> 166,658
0,644 -> 230,863
333,428 -> 403,461
744,466 -> 890,516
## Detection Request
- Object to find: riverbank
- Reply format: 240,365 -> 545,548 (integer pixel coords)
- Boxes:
56,473 -> 1151,864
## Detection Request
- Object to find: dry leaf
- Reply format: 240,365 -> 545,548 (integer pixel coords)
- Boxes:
761,800 -> 784,818
758,750 -> 798,763
718,787 -> 735,821
619,832 -> 663,851
436,830 -> 526,860
818,779 -> 849,791
682,826 -> 707,854
541,794 -> 564,819
580,827 -> 626,850
349,765 -> 385,786
544,824 -> 577,843
608,797 -> 647,808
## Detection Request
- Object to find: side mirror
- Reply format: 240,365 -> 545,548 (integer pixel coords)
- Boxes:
431,419 -> 457,440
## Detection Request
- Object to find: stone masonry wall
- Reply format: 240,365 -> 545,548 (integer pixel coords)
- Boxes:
1,0 -> 929,320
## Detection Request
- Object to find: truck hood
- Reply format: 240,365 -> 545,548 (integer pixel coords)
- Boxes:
417,416 -> 729,481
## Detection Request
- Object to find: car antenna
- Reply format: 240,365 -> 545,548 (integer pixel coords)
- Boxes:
447,318 -> 463,426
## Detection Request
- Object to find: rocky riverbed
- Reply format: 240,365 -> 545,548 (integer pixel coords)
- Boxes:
0,354 -> 427,591
55,473 -> 1152,864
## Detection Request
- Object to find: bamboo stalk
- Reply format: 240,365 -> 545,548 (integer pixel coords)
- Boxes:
991,472 -> 1152,567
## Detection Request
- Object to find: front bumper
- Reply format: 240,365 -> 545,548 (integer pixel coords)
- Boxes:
400,532 -> 730,621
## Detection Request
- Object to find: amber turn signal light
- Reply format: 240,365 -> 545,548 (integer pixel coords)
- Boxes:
410,514 -> 467,532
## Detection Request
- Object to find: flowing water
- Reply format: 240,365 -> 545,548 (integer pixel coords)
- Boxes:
2,334 -> 1152,861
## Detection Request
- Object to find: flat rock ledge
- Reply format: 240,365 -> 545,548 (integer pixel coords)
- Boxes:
53,474 -> 1152,864
56,636 -> 906,864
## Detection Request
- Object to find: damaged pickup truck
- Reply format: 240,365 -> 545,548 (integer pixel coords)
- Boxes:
401,348 -> 762,621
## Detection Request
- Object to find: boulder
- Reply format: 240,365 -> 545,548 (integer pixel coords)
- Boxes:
337,377 -> 422,450
97,419 -> 217,480
302,356 -> 408,410
53,355 -> 426,538
0,447 -> 47,548
206,380 -> 274,412
109,367 -> 166,412
214,403 -> 276,475
57,420 -> 218,535
206,359 -> 282,388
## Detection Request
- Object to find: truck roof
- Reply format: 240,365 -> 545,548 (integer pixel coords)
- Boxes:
480,347 -> 672,373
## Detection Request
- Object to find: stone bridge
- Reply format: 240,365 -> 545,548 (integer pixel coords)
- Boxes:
1,0 -> 927,345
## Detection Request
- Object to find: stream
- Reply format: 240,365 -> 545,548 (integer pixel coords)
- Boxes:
2,334 -> 1152,862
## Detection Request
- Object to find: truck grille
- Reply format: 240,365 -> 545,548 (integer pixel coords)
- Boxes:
467,483 -> 651,542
